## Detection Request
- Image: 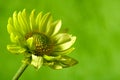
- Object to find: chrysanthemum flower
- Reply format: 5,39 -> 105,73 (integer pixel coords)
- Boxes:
7,9 -> 78,70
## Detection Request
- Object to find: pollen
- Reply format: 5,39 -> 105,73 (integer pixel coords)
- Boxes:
26,32 -> 53,56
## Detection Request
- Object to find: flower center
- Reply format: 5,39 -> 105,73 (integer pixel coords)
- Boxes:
26,32 -> 53,56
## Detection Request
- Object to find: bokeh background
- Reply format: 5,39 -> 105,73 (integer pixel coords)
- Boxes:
0,0 -> 120,80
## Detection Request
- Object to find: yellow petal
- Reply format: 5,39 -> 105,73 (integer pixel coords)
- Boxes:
49,56 -> 78,69
46,20 -> 61,36
53,47 -> 75,55
7,45 -> 26,54
36,12 -> 42,29
7,23 -> 15,34
43,55 -> 61,61
51,65 -> 63,69
54,36 -> 76,51
21,9 -> 30,32
26,37 -> 35,50
31,55 -> 43,69
51,20 -> 61,36
30,9 -> 36,30
10,33 -> 18,43
18,11 -> 28,34
13,11 -> 25,36
52,33 -> 72,45
39,12 -> 51,33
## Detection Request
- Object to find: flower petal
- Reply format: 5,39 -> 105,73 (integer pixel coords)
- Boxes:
7,18 -> 16,34
46,20 -> 61,36
54,36 -> 76,51
38,12 -> 51,33
13,11 -> 26,36
35,12 -> 42,29
43,61 -> 54,66
29,9 -> 36,30
26,37 -> 35,50
10,33 -> 18,43
7,44 -> 26,54
43,55 -> 61,61
52,33 -> 72,45
53,47 -> 75,55
21,9 -> 30,32
31,54 -> 43,69
8,17 -> 13,26
51,20 -> 61,36
18,11 -> 30,35
7,17 -> 21,36
59,56 -> 78,67
49,56 -> 78,69
50,64 -> 63,69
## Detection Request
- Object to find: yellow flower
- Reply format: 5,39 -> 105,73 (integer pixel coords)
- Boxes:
7,9 -> 78,70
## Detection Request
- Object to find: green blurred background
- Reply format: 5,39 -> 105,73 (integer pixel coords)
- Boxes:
1,0 -> 120,80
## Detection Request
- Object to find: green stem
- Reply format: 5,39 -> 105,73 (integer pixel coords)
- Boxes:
12,63 -> 29,80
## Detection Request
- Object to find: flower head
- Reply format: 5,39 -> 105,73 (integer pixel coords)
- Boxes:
7,9 -> 78,69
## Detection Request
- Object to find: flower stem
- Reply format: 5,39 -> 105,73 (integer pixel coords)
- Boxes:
12,63 -> 29,80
